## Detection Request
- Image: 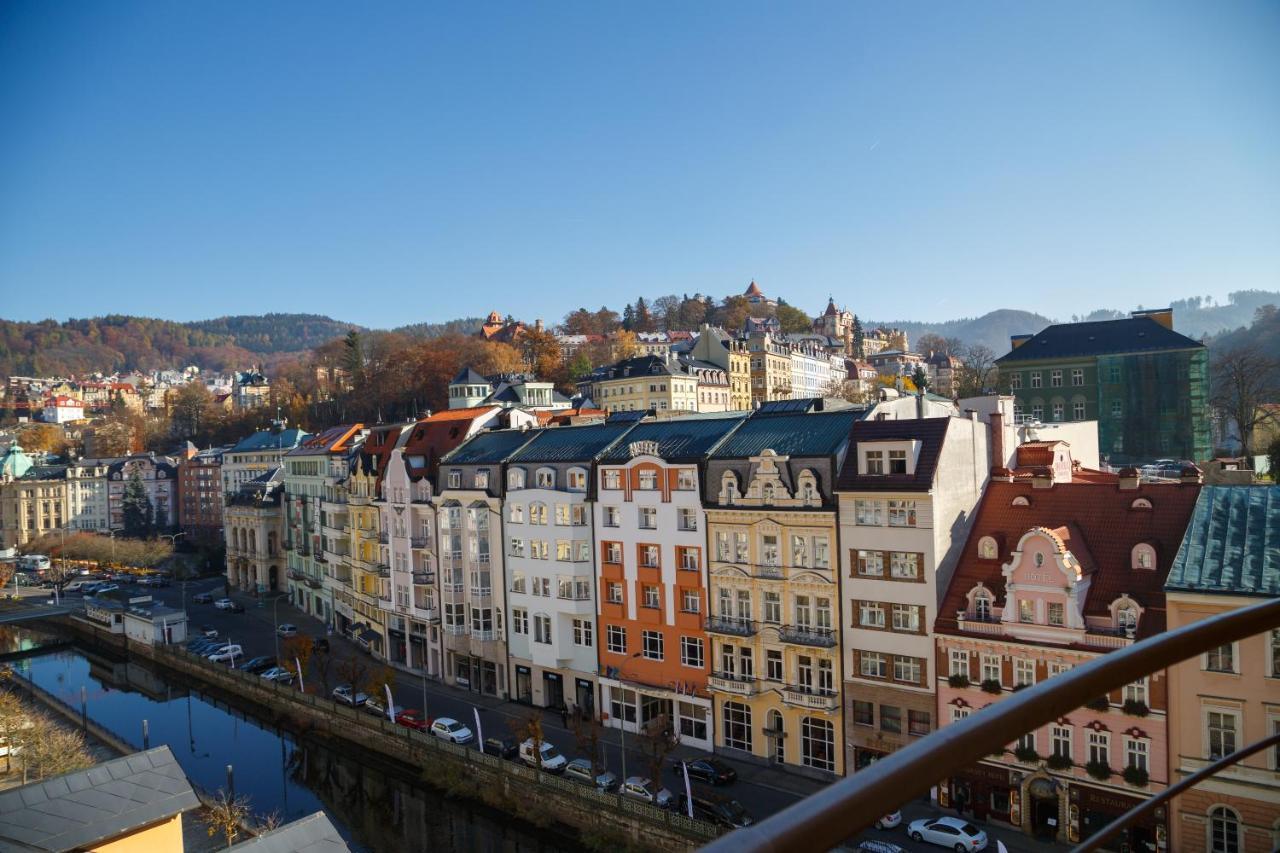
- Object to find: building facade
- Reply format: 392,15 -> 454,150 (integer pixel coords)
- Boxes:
746,332 -> 793,404
107,454 -> 178,531
584,355 -> 702,414
178,446 -> 227,545
1165,485 -> 1280,853
0,464 -> 67,550
221,424 -> 307,497
225,467 -> 285,594
66,457 -> 115,533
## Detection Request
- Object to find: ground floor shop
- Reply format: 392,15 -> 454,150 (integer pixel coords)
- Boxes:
288,581 -> 330,625
510,662 -> 596,715
444,649 -> 505,699
383,622 -> 442,679
710,692 -> 842,778
941,764 -> 1165,851
844,681 -> 933,774
598,678 -> 713,751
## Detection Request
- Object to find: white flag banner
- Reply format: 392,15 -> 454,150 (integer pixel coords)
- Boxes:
295,657 -> 304,692
682,761 -> 694,817
473,707 -> 484,745
997,842 -> 1009,853
385,684 -> 396,721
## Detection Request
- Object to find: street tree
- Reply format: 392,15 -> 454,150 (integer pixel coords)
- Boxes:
569,710 -> 606,779
281,636 -> 314,689
508,710 -> 545,768
336,655 -> 371,695
636,713 -> 680,790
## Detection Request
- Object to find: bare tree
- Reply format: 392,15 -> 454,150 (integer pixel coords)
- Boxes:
954,344 -> 1000,398
336,655 -> 370,695
202,789 -> 251,849
1211,344 -> 1280,461
570,710 -> 605,779
0,690 -> 28,775
636,713 -> 679,787
508,709 -> 544,768
822,376 -> 870,404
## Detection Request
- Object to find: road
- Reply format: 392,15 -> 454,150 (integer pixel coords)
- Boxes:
26,578 -> 1069,853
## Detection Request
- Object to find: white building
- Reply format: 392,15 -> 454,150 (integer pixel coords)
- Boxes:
42,396 -> 84,424
222,424 -> 308,497
67,457 -> 115,533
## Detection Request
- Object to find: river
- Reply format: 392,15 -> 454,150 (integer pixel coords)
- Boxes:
13,641 -> 579,853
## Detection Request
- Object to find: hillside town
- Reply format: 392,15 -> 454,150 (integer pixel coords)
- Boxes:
1,289 -> 1277,853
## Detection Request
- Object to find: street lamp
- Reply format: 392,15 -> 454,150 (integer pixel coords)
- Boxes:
107,528 -> 124,566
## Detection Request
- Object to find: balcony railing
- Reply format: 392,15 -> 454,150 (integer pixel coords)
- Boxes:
705,616 -> 758,637
708,673 -> 758,696
410,536 -> 429,549
781,685 -> 839,711
377,532 -> 388,544
778,624 -> 836,647
702,595 -> 1280,853
412,571 -> 435,586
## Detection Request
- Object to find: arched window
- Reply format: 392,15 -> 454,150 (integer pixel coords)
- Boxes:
1116,604 -> 1138,631
529,503 -> 547,525
1132,544 -> 1156,570
723,702 -> 752,752
1209,806 -> 1241,853
1130,497 -> 1152,510
762,483 -> 775,503
1011,496 -> 1030,507
767,710 -> 784,763
535,468 -> 555,488
978,537 -> 998,560
720,471 -> 739,504
801,717 -> 835,772
973,589 -> 993,622
507,468 -> 526,489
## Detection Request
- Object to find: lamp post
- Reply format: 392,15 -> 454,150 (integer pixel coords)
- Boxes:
107,528 -> 123,567
273,596 -> 281,661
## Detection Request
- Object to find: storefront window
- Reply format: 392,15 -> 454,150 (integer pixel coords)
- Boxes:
723,702 -> 752,751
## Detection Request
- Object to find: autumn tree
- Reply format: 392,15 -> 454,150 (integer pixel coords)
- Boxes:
203,789 -> 251,849
336,654 -> 371,695
1211,344 -> 1280,461
170,381 -> 217,440
521,327 -> 565,386
823,375 -> 869,404
953,344 -> 1001,398
281,636 -> 314,689
20,714 -> 92,782
14,423 -> 68,456
508,709 -> 545,768
636,713 -> 679,789
610,331 -> 639,361
366,665 -> 398,713
712,296 -> 752,333
569,710 -> 606,780
774,300 -> 813,334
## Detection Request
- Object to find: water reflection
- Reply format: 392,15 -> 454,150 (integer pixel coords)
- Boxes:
17,648 -> 577,853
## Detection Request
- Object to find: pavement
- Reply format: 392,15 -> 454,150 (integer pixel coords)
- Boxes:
29,578 -> 1075,853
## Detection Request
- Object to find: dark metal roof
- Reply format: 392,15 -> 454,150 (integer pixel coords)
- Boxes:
229,428 -> 308,454
995,315 -> 1204,363
450,366 -> 489,386
755,398 -> 824,415
605,410 -> 649,423
835,418 -> 952,492
1166,485 -> 1280,597
506,423 -> 636,464
441,429 -> 536,465
0,746 -> 200,852
230,811 -> 350,852
710,410 -> 857,459
598,415 -> 747,462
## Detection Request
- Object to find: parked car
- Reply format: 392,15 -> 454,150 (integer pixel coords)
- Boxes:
363,696 -> 392,718
312,636 -> 330,653
621,776 -> 674,809
332,684 -> 368,706
207,644 -> 243,663
260,666 -> 295,684
564,758 -> 619,792
90,584 -> 119,596
672,757 -> 737,785
227,602 -> 245,613
199,625 -> 219,639
192,592 -> 215,604
518,738 -> 566,772
431,717 -> 475,745
481,736 -> 518,759
187,640 -> 219,654
276,624 -> 298,638
676,792 -> 753,828
907,816 -> 989,852
395,709 -> 429,731
875,811 -> 901,830
240,656 -> 276,674
214,598 -> 235,610
855,841 -> 907,853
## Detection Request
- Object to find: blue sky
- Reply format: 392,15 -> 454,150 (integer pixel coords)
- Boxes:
1,1 -> 1277,328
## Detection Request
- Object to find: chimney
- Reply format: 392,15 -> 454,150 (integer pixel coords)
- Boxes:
1180,464 -> 1203,485
915,388 -> 924,420
1031,466 -> 1055,489
1010,334 -> 1032,351
535,319 -> 544,332
989,411 -> 1005,469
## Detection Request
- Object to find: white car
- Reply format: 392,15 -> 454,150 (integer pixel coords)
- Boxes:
207,644 -> 243,663
907,816 -> 988,852
276,624 -> 298,638
431,717 -> 475,744
332,684 -> 368,706
620,776 -> 674,809
260,666 -> 295,684
875,810 -> 901,830
214,598 -> 236,610
518,738 -> 566,771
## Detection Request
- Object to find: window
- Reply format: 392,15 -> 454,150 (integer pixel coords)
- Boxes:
606,625 -> 626,654
508,469 -> 525,489
889,449 -> 907,474
533,615 -> 552,644
853,700 -> 874,726
509,538 -> 525,557
814,537 -> 829,568
509,504 -> 524,523
856,550 -> 884,576
512,608 -> 528,635
474,469 -> 489,488
642,630 -> 664,660
676,469 -> 696,490
949,649 -> 969,678
879,705 -> 902,733
639,506 -> 657,529
978,537 -> 998,559
890,551 -> 919,579
1048,602 -> 1065,626
766,649 -> 783,681
1032,403 -> 1044,421
535,469 -> 554,488
573,618 -> 593,647
554,504 -> 570,526
763,591 -> 781,624
1009,373 -> 1022,390
602,470 -> 621,490
894,656 -> 921,684
1271,630 -> 1280,678
1206,644 -> 1235,673
860,651 -> 887,678
791,535 -> 808,567
1015,659 -> 1035,687
1072,401 -> 1086,420
447,470 -> 461,488
606,582 -> 623,604
1109,364 -> 1121,383
734,532 -> 748,562
854,499 -> 883,526
642,585 -> 660,609
865,450 -> 884,475
888,500 -> 916,527
529,503 -> 547,525
1125,737 -> 1148,772
1030,371 -> 1042,389
1208,711 -> 1237,759
1123,678 -> 1148,705
802,717 -> 835,772
530,540 -> 548,559
638,470 -> 658,490
860,601 -> 885,628
604,542 -> 622,564
1050,369 -> 1062,387
676,587 -> 698,612
909,710 -> 931,737
723,702 -> 752,751
1051,725 -> 1072,759
1088,731 -> 1109,766
567,469 -> 586,491
556,540 -> 572,561
603,506 -> 619,527
1019,599 -> 1035,623
680,636 -> 704,668
951,707 -> 970,723
981,655 -> 1000,683
1209,806 -> 1241,853
677,507 -> 697,531
1071,368 -> 1084,386
1052,402 -> 1064,421
640,545 -> 660,568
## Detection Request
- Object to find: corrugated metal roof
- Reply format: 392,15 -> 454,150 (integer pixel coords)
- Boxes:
441,429 -> 536,464
598,414 -> 747,462
506,423 -> 636,463
710,410 -> 857,459
1166,485 -> 1280,597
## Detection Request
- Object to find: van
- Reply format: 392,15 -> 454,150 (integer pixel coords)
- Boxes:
518,738 -> 567,773
18,556 -> 50,572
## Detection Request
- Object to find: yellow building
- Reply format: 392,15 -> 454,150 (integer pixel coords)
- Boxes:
746,332 -> 793,404
0,461 -> 68,551
689,325 -> 753,411
702,408 -> 857,779
587,355 -> 700,414
339,424 -> 402,656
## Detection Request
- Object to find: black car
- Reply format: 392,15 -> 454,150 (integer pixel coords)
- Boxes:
672,757 -> 737,786
192,592 -> 215,604
676,792 -> 754,829
241,656 -> 277,674
482,736 -> 518,759
227,602 -> 245,613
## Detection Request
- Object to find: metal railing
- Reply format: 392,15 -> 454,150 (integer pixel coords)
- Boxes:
703,596 -> 1280,853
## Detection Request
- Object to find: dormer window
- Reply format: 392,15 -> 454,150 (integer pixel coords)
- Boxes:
508,468 -> 526,489
1117,606 -> 1137,631
603,469 -> 621,490
971,587 -> 993,621
1131,544 -> 1156,570
535,468 -> 555,488
978,537 -> 998,560
566,468 -> 587,491
888,450 -> 907,474
762,483 -> 775,503
1012,496 -> 1030,507
865,450 -> 884,475
1130,498 -> 1152,510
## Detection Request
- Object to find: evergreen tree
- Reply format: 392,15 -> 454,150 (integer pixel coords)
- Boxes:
634,298 -> 655,332
121,468 -> 153,537
342,330 -> 364,380
153,498 -> 169,532
622,303 -> 635,332
852,315 -> 865,360
912,365 -> 931,393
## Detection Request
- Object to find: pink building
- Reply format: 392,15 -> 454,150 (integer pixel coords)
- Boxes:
933,457 -> 1200,850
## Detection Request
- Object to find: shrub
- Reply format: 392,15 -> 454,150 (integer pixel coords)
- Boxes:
1122,699 -> 1149,717
1085,696 -> 1110,712
1123,765 -> 1149,787
1085,760 -> 1111,780
1014,746 -> 1040,764
1046,753 -> 1073,771
980,679 -> 1003,694
948,674 -> 971,688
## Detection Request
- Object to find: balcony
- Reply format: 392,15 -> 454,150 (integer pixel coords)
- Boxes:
377,531 -> 388,544
705,616 -> 758,637
286,569 -> 306,582
376,564 -> 390,578
781,685 -> 839,711
708,673 -> 759,696
412,571 -> 435,586
410,536 -> 429,549
778,624 -> 836,648
444,623 -> 468,637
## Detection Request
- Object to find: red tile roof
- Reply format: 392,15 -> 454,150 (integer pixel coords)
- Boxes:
937,478 -> 1201,640
399,407 -> 499,481
1015,440 -> 1065,467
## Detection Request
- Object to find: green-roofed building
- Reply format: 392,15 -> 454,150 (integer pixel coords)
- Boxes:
995,308 -> 1210,465
1164,485 -> 1279,852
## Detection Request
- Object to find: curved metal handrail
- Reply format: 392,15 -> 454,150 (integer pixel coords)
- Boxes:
702,595 -> 1280,853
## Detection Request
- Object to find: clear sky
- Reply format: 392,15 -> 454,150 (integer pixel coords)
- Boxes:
1,1 -> 1277,329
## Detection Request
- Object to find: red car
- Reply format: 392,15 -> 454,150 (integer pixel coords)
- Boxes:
395,709 -> 429,731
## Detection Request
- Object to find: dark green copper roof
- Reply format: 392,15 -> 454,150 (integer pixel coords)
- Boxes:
1166,485 -> 1279,597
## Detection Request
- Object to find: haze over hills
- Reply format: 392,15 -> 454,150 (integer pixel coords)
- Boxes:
0,290 -> 1274,379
